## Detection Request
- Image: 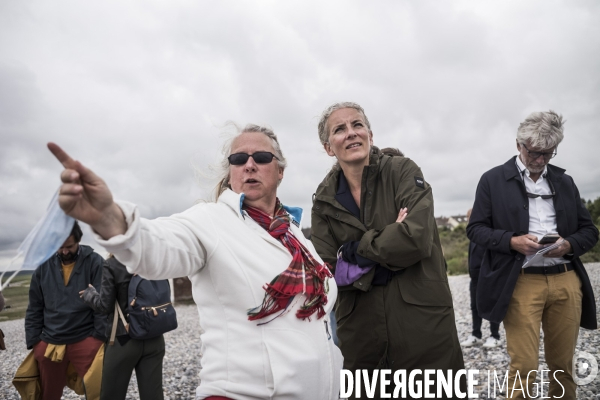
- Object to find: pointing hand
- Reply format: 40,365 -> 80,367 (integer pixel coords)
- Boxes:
48,142 -> 126,239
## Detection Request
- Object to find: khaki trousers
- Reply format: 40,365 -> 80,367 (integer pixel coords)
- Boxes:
503,270 -> 582,400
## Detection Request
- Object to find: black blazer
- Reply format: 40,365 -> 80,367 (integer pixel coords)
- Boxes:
467,156 -> 598,329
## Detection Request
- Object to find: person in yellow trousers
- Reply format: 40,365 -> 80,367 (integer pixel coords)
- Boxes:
13,344 -> 104,400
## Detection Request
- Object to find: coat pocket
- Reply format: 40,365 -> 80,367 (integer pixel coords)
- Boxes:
397,279 -> 454,307
263,329 -> 324,398
334,290 -> 357,325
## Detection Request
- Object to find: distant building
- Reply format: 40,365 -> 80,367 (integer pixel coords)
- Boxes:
436,215 -> 468,230
436,217 -> 451,230
450,215 -> 469,226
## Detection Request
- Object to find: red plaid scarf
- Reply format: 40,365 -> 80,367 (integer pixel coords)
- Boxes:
245,200 -> 332,323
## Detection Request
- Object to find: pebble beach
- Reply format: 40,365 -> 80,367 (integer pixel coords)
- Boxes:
1,263 -> 599,399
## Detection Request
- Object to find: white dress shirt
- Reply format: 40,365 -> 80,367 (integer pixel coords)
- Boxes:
516,156 -> 569,267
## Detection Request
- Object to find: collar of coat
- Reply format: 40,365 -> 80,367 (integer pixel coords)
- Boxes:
502,155 -> 566,183
218,189 -> 303,227
314,146 -> 384,204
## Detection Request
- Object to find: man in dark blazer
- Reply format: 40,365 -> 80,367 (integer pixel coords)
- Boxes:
467,110 -> 598,400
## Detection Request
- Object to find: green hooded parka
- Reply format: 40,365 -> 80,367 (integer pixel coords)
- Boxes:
311,148 -> 465,399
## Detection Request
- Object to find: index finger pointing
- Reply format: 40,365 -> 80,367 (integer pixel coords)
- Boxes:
48,142 -> 77,169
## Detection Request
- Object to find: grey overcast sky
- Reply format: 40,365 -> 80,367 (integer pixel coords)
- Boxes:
1,0 -> 599,267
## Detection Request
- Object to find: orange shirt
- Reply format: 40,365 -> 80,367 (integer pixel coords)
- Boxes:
62,262 -> 76,286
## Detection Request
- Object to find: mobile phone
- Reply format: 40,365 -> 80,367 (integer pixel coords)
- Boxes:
539,234 -> 560,244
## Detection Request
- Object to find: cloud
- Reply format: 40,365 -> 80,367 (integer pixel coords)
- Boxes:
1,0 -> 599,264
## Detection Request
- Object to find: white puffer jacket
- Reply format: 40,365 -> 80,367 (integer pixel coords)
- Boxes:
95,189 -> 342,400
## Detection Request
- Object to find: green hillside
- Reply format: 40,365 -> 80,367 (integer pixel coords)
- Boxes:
1,271 -> 33,322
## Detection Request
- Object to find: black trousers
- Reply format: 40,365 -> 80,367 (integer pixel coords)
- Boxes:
101,335 -> 165,400
469,273 -> 500,339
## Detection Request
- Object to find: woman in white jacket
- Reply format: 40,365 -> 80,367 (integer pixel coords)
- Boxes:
48,125 -> 342,400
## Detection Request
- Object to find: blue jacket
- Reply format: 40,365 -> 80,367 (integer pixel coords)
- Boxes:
467,156 -> 598,329
25,245 -> 106,349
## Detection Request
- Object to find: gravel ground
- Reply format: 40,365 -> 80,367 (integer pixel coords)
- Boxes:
455,263 -> 600,400
1,263 -> 599,399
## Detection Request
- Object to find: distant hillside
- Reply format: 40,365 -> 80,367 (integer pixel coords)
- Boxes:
3,270 -> 34,276
0,271 -> 32,321
438,225 -> 469,275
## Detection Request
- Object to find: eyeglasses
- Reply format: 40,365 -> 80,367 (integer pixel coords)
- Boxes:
521,144 -> 557,160
227,152 -> 279,165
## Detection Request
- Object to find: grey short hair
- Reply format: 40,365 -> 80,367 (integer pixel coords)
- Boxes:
317,102 -> 372,145
517,110 -> 565,149
214,123 -> 287,200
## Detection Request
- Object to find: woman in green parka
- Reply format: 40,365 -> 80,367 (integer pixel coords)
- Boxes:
311,102 -> 466,399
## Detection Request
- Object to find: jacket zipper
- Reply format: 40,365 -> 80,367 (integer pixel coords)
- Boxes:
360,167 -> 370,225
141,302 -> 172,316
324,319 -> 333,399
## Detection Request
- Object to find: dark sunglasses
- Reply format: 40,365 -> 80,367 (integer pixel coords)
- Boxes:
228,152 -> 279,165
526,192 -> 555,199
519,168 -> 556,199
522,144 -> 557,160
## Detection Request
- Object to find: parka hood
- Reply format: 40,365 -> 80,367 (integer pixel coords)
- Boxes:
314,146 -> 384,201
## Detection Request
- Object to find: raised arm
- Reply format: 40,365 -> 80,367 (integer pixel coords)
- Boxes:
47,142 -> 126,239
49,143 -> 209,280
